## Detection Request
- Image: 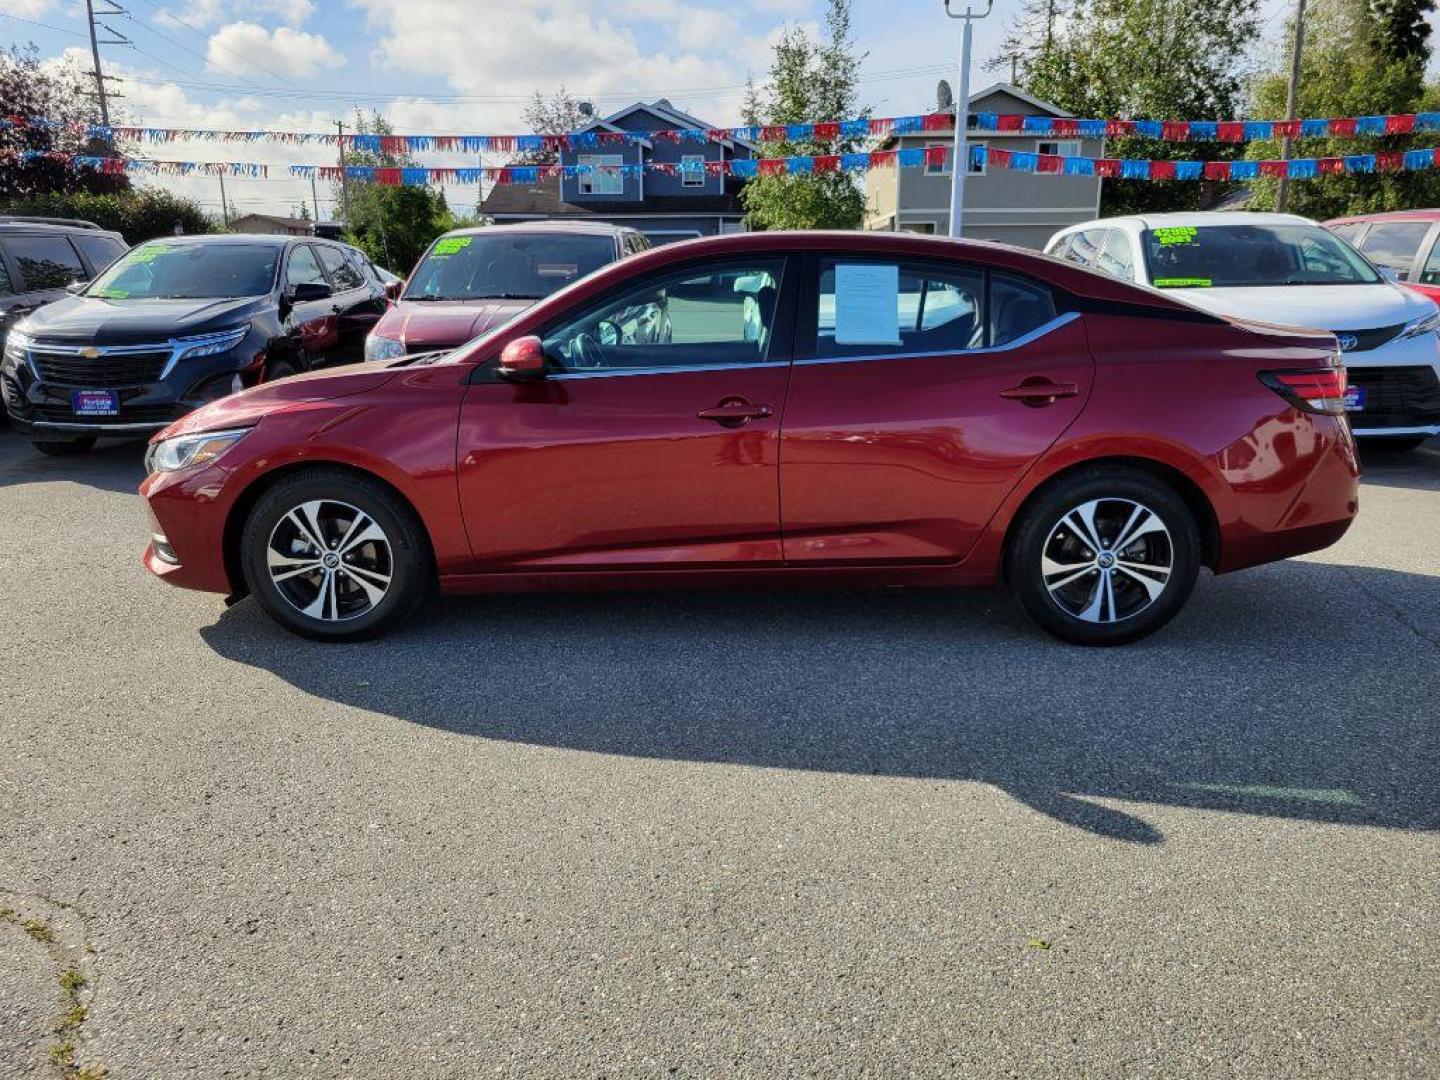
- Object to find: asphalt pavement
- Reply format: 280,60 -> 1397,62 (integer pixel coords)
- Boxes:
0,429 -> 1436,1078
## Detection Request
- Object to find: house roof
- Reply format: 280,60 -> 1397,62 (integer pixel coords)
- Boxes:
970,82 -> 1073,118
480,177 -> 746,219
583,98 -> 758,153
228,213 -> 312,232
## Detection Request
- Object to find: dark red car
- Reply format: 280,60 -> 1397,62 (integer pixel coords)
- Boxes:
1324,209 -> 1440,304
140,232 -> 1359,646
362,221 -> 650,361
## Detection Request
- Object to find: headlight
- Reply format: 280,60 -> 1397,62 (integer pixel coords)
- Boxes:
364,333 -> 407,362
176,326 -> 249,360
145,427 -> 251,474
1400,309 -> 1440,339
3,327 -> 33,366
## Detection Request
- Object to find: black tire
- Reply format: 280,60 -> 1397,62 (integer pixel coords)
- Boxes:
239,468 -> 434,641
32,436 -> 97,456
1006,467 -> 1202,646
263,357 -> 298,382
1360,435 -> 1428,453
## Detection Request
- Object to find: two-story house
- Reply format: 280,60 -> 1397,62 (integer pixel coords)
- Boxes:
479,99 -> 758,243
865,83 -> 1103,249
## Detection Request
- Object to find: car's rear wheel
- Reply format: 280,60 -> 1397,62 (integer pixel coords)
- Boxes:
240,469 -> 433,641
1007,468 -> 1201,646
32,436 -> 97,456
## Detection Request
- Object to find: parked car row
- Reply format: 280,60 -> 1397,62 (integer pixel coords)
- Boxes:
1044,211 -> 1440,451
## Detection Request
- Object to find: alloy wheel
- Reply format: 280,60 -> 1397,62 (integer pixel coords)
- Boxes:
1040,497 -> 1174,624
265,499 -> 394,622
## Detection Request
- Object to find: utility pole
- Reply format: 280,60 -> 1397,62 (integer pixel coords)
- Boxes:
310,172 -> 321,225
1275,0 -> 1307,213
335,120 -> 351,222
943,0 -> 995,238
83,0 -> 130,128
218,170 -> 229,228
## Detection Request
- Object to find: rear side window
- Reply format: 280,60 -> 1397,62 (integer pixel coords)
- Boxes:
1359,222 -> 1431,279
816,259 -> 983,359
73,234 -> 126,273
1063,229 -> 1108,269
990,275 -> 1057,346
1327,222 -> 1366,246
0,250 -> 13,294
6,234 -> 87,291
317,245 -> 365,290
1096,231 -> 1136,281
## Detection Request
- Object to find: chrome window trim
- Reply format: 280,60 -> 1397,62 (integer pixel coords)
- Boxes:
23,326 -> 249,381
550,359 -> 790,381
796,311 -> 1080,368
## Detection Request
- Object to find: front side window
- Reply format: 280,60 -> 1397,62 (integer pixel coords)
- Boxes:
578,154 -> 624,196
1358,221 -> 1431,278
285,245 -> 327,288
815,259 -> 983,359
7,235 -> 86,291
1142,223 -> 1382,288
87,242 -> 279,299
542,260 -> 785,373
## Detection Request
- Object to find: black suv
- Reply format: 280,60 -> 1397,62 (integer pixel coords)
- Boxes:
1,233 -> 389,454
0,217 -> 129,347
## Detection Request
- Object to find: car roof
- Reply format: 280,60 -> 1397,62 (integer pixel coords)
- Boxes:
1057,211 -> 1316,234
0,221 -> 124,240
443,221 -> 636,239
1324,209 -> 1440,225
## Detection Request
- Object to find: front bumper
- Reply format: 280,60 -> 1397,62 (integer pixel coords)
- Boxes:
140,462 -> 240,594
1341,333 -> 1440,436
1,335 -> 260,438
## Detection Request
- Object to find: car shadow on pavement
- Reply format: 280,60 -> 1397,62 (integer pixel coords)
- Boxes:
1357,439 -> 1440,492
0,429 -> 145,494
199,558 -> 1440,846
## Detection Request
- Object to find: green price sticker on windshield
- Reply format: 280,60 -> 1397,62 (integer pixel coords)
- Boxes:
129,245 -> 167,263
1153,277 -> 1212,288
431,237 -> 472,257
92,289 -> 128,298
1153,226 -> 1198,247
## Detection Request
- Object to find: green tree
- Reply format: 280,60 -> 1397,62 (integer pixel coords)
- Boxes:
0,189 -> 215,241
740,0 -> 869,231
0,45 -> 133,199
344,185 -> 449,273
1246,0 -> 1439,217
999,0 -> 1261,213
517,88 -> 588,165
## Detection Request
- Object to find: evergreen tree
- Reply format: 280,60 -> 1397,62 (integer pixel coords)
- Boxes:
740,0 -> 869,231
517,88 -> 588,165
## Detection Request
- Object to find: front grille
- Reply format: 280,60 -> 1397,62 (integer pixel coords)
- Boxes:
31,402 -> 181,426
1346,365 -> 1440,427
1331,324 -> 1405,353
29,347 -> 170,387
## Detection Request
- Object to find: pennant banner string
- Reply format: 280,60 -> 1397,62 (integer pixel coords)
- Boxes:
973,144 -> 1440,180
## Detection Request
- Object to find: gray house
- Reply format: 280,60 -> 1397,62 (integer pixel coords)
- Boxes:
480,99 -> 757,243
865,83 -> 1103,250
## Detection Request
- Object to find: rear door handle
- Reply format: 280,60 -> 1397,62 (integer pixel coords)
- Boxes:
697,397 -> 772,426
1000,379 -> 1078,406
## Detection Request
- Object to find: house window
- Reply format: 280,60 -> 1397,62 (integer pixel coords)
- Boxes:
967,140 -> 987,176
1037,140 -> 1081,159
681,154 -> 705,188
925,141 -> 951,176
578,154 -> 624,196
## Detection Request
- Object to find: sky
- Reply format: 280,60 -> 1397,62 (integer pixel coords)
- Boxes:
2,0 -> 1297,221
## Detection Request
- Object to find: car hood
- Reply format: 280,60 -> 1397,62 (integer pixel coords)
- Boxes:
373,298 -> 533,349
18,294 -> 267,344
1165,283 -> 1435,331
157,362 -> 406,439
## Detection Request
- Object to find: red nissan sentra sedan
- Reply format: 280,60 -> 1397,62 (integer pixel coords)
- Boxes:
139,232 -> 1359,646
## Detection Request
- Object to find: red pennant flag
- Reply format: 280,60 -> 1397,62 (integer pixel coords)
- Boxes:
813,121 -> 841,141
987,148 -> 1012,169
1217,122 -> 1245,142
1037,153 -> 1064,174
1096,158 -> 1122,177
1149,159 -> 1176,180
1386,114 -> 1416,134
539,165 -> 561,180
921,112 -> 951,132
1106,120 -> 1136,138
923,145 -> 949,169
1271,120 -> 1301,140
1318,157 -> 1345,175
761,125 -> 788,143
652,163 -> 677,176
598,131 -> 626,145
814,154 -> 840,173
1259,160 -> 1286,178
1161,121 -> 1190,141
867,118 -> 894,137
1052,118 -> 1079,137
704,160 -> 727,175
1203,160 -> 1232,180
997,114 -> 1024,132
1329,117 -> 1357,138
380,137 -> 407,156
758,157 -> 787,176
1377,150 -> 1404,171
868,149 -> 897,168
375,167 -> 402,185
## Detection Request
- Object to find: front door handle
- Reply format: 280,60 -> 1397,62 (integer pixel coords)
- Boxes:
1000,378 -> 1079,406
697,397 -> 772,426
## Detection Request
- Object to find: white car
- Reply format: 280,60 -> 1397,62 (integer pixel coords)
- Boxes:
1046,211 -> 1440,449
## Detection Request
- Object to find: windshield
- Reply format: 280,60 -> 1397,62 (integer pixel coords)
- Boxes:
87,243 -> 280,299
403,233 -> 615,301
1141,223 -> 1382,288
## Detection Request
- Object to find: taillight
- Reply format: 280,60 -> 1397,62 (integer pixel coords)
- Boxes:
1259,367 -> 1348,415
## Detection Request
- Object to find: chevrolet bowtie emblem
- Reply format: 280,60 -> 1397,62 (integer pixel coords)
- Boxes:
79,347 -> 101,359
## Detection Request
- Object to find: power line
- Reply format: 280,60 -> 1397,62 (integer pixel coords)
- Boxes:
0,11 -> 89,37
127,0 -> 308,92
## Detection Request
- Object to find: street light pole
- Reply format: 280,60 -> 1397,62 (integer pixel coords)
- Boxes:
944,0 -> 994,238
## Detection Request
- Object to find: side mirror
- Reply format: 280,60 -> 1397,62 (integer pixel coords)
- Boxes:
66,280 -> 86,295
288,281 -> 333,302
497,335 -> 547,381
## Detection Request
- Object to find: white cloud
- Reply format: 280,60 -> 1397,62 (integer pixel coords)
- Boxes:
205,22 -> 342,81
0,0 -> 58,15
153,0 -> 315,30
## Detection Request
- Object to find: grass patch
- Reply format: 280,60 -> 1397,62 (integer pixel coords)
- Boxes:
23,917 -> 55,944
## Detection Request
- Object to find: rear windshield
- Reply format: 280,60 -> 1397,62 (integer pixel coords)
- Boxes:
1141,223 -> 1381,288
87,243 -> 280,299
404,233 -> 615,301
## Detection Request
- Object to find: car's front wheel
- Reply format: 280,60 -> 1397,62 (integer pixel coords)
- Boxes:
1007,468 -> 1201,646
240,469 -> 433,641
